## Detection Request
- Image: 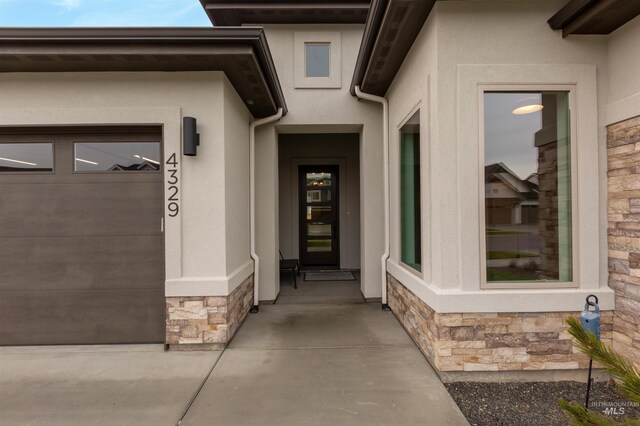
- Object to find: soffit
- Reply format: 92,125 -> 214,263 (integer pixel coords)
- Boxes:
548,0 -> 640,36
351,0 -> 435,97
0,28 -> 287,118
200,0 -> 370,25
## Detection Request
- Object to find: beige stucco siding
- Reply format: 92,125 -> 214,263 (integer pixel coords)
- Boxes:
385,0 -> 616,312
223,76 -> 253,285
607,15 -> 640,125
386,6 -> 438,288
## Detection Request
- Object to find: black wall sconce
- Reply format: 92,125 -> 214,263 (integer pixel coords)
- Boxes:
183,116 -> 200,156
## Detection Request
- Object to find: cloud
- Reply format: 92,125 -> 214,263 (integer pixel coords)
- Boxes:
51,0 -> 82,9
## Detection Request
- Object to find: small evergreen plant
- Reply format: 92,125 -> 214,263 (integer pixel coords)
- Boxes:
559,316 -> 640,426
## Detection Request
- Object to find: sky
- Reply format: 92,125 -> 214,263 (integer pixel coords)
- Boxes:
0,0 -> 212,27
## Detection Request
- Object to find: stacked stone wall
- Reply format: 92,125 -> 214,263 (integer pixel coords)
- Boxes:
607,115 -> 640,369
165,275 -> 253,348
387,274 -> 613,373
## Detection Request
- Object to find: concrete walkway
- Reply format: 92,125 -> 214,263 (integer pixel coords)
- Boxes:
0,278 -> 468,426
182,302 -> 469,426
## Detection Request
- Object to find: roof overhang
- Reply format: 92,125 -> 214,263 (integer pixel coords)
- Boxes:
200,0 -> 370,26
548,0 -> 640,37
0,27 -> 287,118
350,0 -> 435,97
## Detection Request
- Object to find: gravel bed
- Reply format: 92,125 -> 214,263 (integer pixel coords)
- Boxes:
445,381 -> 640,426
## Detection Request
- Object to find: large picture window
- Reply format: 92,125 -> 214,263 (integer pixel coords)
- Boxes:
483,91 -> 572,284
400,110 -> 421,272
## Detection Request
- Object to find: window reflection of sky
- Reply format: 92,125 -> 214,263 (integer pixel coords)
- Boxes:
0,143 -> 53,171
305,43 -> 330,78
75,142 -> 160,172
484,93 -> 542,179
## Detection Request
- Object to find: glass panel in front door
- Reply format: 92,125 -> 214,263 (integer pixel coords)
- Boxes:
307,206 -> 332,252
306,172 -> 332,187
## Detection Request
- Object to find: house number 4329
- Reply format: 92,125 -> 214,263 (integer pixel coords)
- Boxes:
166,153 -> 179,217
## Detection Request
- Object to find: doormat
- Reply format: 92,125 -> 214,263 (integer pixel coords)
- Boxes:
304,271 -> 357,282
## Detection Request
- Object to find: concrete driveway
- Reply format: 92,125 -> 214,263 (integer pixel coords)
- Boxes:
0,345 -> 218,426
0,297 -> 468,426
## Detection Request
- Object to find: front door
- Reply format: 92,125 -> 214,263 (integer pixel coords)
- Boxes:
299,165 -> 339,267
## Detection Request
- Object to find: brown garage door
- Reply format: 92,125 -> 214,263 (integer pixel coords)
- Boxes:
0,127 -> 165,345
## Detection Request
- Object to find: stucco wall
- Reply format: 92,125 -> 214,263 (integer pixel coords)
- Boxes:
0,71 -> 250,297
255,124 -> 280,301
255,24 -> 384,300
386,6 -> 438,290
223,76 -> 253,281
385,0 -> 615,312
607,15 -> 640,125
278,133 -> 361,270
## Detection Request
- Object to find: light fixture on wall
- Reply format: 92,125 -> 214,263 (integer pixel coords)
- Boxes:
183,116 -> 200,156
512,96 -> 544,115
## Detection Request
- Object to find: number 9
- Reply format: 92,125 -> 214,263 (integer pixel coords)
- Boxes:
168,202 -> 179,217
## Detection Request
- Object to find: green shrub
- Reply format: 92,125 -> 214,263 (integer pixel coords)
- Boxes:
559,316 -> 640,425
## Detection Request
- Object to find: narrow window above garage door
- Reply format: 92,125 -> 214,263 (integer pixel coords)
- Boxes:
0,143 -> 53,172
74,142 -> 161,172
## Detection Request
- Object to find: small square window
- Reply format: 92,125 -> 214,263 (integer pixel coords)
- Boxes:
305,43 -> 330,78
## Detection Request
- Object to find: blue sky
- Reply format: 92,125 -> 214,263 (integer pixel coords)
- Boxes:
0,0 -> 212,27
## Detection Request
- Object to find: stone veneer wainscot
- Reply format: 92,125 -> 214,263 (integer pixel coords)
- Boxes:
165,275 -> 253,349
387,274 -> 613,375
607,115 -> 640,369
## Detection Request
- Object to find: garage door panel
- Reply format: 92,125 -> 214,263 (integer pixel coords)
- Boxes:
0,130 -> 166,346
0,236 -> 164,292
0,289 -> 165,345
0,182 -> 163,238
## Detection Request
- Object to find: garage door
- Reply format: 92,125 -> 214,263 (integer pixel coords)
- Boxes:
0,127 -> 165,345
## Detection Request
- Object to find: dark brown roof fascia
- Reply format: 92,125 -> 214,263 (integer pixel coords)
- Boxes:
0,27 -> 287,117
548,0 -> 640,36
547,0 -> 596,30
350,0 -> 435,97
251,28 -> 288,117
200,1 -> 370,26
349,0 -> 388,96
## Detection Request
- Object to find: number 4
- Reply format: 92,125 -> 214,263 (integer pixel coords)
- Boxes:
166,153 -> 178,167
